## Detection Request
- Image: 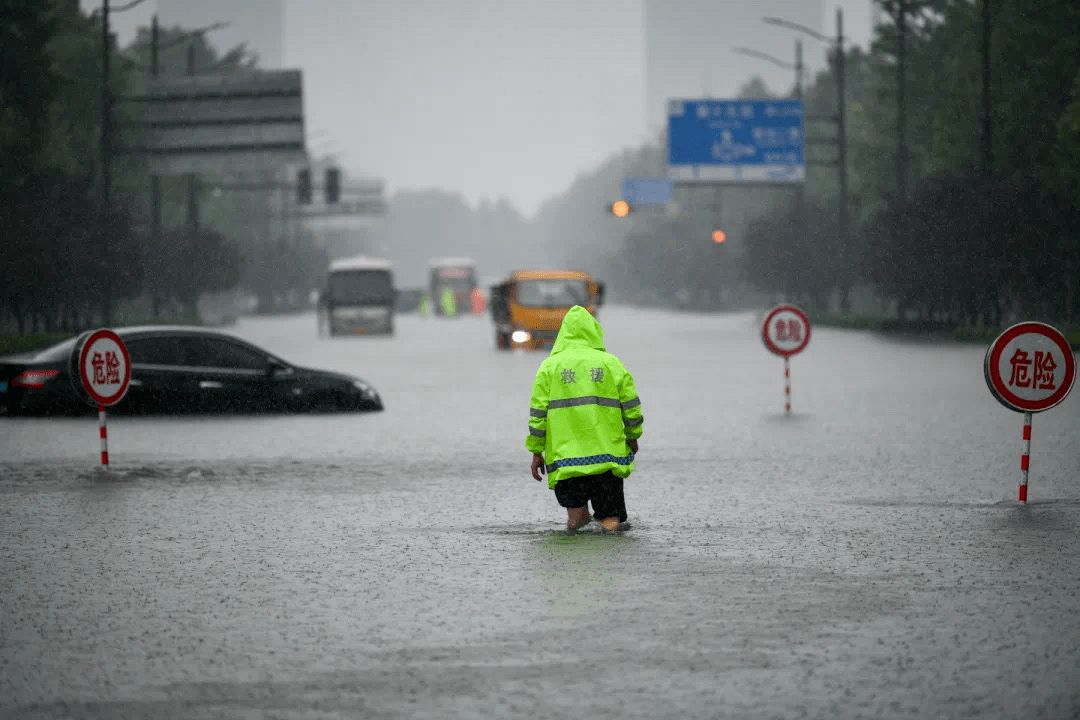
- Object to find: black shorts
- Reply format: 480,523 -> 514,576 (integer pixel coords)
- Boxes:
553,471 -> 627,522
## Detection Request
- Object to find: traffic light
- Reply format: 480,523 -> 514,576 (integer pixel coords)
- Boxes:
325,167 -> 341,204
712,229 -> 727,244
609,199 -> 631,218
296,168 -> 312,205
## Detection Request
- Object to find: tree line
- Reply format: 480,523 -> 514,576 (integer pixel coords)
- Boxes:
743,0 -> 1080,327
536,0 -> 1080,328
4,1 -> 1077,334
0,2 -> 317,334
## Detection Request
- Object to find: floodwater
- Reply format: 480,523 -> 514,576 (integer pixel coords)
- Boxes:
2,307 -> 1079,719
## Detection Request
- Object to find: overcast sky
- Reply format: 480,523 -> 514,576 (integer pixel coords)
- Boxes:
92,0 -> 874,216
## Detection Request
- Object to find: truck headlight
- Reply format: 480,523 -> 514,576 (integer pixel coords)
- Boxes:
511,330 -> 531,343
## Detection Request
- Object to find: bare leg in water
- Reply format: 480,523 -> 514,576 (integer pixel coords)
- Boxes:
566,507 -> 592,531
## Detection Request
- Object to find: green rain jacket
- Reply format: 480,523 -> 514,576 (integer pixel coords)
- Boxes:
525,306 -> 644,489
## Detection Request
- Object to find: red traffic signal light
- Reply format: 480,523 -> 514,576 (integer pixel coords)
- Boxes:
712,229 -> 727,244
609,199 -> 631,218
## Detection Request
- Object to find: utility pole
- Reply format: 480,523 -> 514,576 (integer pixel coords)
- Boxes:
980,0 -> 993,179
184,39 -> 201,320
101,0 -> 113,324
150,14 -> 162,318
186,41 -> 199,243
795,38 -> 806,213
836,8 -> 849,284
896,0 -> 908,196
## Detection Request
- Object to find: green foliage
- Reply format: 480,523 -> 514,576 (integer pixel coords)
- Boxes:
124,23 -> 257,80
854,0 -> 1080,325
0,1 -> 59,183
0,3 -> 271,330
0,333 -> 71,357
743,199 -> 846,311
154,228 -> 242,317
1054,72 -> 1080,191
736,75 -> 775,99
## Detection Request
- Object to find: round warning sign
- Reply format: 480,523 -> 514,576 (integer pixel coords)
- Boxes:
762,304 -> 811,358
73,329 -> 131,407
984,322 -> 1075,413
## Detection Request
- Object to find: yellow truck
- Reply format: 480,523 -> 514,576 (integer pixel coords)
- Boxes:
489,270 -> 605,350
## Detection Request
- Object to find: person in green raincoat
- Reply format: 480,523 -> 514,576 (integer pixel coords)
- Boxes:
439,287 -> 457,317
418,293 -> 432,317
526,305 -> 643,531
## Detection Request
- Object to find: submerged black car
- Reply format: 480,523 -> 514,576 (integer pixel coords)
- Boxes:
0,326 -> 383,415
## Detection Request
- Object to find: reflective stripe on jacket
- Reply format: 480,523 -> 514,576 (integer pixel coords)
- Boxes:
525,305 -> 643,489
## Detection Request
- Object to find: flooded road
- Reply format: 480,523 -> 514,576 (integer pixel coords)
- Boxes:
3,307 -> 1079,718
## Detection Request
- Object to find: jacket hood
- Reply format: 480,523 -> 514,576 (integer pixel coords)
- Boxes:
551,305 -> 605,354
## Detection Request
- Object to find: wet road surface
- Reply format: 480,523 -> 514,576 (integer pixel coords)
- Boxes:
3,307 -> 1079,718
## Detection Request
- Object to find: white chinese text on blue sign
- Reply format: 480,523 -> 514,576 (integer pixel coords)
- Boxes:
667,99 -> 805,184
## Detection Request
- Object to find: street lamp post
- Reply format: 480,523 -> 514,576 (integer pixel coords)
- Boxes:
732,40 -> 807,214
731,40 -> 804,100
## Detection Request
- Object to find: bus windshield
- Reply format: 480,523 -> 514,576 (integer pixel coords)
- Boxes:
515,279 -> 589,308
328,270 -> 394,305
431,266 -> 476,293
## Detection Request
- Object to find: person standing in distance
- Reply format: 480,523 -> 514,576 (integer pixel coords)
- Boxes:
526,305 -> 643,531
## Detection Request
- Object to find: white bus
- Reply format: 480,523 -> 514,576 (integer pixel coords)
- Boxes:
319,256 -> 395,336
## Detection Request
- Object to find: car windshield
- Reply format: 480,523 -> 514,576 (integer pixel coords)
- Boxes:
515,279 -> 588,308
328,270 -> 394,305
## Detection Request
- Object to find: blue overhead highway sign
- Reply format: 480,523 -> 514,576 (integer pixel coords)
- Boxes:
667,99 -> 805,184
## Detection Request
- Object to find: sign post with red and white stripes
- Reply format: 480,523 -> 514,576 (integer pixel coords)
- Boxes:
71,329 -> 132,466
762,304 -> 812,414
984,322 -> 1075,503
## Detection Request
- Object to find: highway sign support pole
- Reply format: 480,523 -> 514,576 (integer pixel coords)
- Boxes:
795,39 -> 807,212
1019,412 -> 1032,504
795,39 -> 803,100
